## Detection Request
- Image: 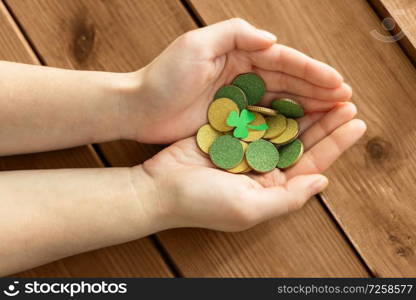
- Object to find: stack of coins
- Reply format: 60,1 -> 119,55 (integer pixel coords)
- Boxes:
196,73 -> 305,173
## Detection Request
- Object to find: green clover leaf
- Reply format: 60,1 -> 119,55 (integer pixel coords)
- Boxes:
234,126 -> 249,139
226,109 -> 268,139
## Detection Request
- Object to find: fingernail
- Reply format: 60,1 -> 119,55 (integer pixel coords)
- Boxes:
257,29 -> 277,42
311,176 -> 328,194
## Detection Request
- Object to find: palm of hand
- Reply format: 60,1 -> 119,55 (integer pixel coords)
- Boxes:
143,137 -> 262,231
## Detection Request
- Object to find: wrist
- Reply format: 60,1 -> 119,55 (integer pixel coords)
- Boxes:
71,70 -> 139,144
128,164 -> 172,234
112,69 -> 146,141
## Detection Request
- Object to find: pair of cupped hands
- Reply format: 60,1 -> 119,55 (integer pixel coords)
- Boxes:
120,19 -> 366,232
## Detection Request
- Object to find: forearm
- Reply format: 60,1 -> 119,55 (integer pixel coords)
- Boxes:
0,61 -> 138,155
0,166 -> 162,276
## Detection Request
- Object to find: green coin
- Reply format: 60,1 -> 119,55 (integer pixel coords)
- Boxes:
214,85 -> 247,111
232,73 -> 265,105
246,139 -> 279,173
277,139 -> 304,169
272,98 -> 304,118
209,135 -> 244,169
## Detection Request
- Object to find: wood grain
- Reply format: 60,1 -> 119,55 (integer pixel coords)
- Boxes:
5,0 -> 370,277
0,2 -> 171,277
189,0 -> 416,277
370,0 -> 416,62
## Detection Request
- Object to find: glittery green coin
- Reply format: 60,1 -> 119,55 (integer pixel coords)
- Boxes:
214,85 -> 247,111
277,139 -> 304,169
246,139 -> 279,173
272,98 -> 304,118
232,73 -> 265,105
209,135 -> 244,170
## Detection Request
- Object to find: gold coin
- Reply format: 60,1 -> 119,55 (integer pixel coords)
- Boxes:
269,118 -> 299,145
228,160 -> 250,173
240,140 -> 248,151
241,166 -> 253,173
263,115 -> 287,139
208,98 -> 240,132
247,105 -> 278,116
227,141 -> 249,173
242,112 -> 267,142
196,124 -> 222,154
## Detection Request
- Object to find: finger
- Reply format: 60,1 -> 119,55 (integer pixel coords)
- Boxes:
285,119 -> 367,179
297,112 -> 326,134
300,102 -> 357,150
183,18 -> 276,58
246,174 -> 328,220
255,68 -> 352,101
249,44 -> 343,88
260,92 -> 345,112
261,95 -> 342,135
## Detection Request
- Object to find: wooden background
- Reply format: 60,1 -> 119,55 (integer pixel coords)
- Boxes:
2,0 -> 415,277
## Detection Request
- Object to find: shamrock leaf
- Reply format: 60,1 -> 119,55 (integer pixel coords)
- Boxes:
241,109 -> 255,123
226,109 -> 268,139
233,126 -> 249,139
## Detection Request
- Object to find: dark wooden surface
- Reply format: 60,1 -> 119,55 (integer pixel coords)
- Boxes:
2,0 -> 415,277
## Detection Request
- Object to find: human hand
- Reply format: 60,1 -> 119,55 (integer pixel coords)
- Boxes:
137,102 -> 366,231
119,18 -> 352,143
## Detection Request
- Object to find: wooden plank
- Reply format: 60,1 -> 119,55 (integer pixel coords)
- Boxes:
6,0 -> 369,276
370,0 -> 416,62
0,2 -> 171,277
189,0 -> 416,277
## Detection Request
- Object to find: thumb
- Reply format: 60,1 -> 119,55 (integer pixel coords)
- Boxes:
252,174 -> 328,221
183,18 -> 276,57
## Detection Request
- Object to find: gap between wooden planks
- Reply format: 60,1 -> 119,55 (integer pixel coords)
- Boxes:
4,0 -> 369,276
0,1 -> 172,278
370,0 -> 416,63
188,0 -> 416,277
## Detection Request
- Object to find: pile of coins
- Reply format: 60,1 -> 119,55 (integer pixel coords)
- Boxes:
196,73 -> 305,173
